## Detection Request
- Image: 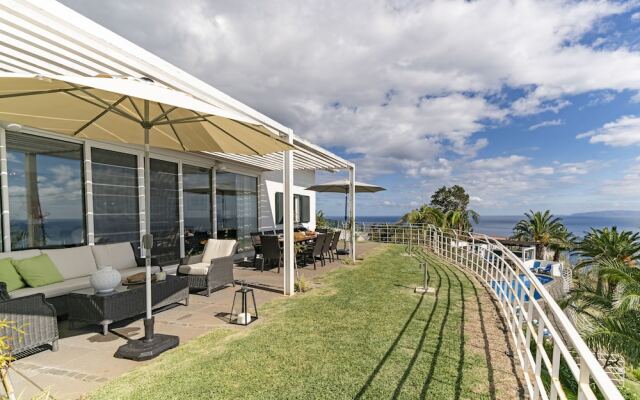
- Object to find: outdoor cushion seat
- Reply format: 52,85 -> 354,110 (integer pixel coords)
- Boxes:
91,242 -> 138,270
177,262 -> 209,276
177,239 -> 238,296
161,265 -> 179,275
42,246 -> 98,280
0,249 -> 42,261
10,276 -> 91,299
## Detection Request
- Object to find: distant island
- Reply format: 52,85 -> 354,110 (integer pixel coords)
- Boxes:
568,210 -> 640,218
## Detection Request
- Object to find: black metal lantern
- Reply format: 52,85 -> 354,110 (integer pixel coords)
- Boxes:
230,283 -> 258,326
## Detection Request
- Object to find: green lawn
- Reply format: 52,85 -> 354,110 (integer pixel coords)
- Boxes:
89,245 -> 520,399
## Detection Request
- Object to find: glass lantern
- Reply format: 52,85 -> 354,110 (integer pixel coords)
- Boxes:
230,283 -> 258,326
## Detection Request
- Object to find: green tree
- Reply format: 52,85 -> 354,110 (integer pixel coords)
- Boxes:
316,210 -> 328,228
512,210 -> 566,260
430,185 -> 469,212
401,206 -> 478,232
576,227 -> 640,269
574,227 -> 640,297
563,258 -> 640,367
549,225 -> 575,262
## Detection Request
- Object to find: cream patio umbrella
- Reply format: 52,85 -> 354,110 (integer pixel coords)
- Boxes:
306,179 -> 385,255
306,179 -> 385,222
0,73 -> 294,360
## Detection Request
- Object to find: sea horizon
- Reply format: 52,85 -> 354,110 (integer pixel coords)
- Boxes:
329,211 -> 640,237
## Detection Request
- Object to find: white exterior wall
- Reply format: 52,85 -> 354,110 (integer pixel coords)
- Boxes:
259,170 -> 316,232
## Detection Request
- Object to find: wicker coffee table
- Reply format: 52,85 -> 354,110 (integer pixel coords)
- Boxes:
68,275 -> 189,335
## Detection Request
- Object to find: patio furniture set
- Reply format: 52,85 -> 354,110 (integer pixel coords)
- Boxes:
0,239 -> 238,355
250,229 -> 342,272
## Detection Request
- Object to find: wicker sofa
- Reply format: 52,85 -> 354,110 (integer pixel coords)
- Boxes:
2,242 -> 163,315
0,284 -> 58,354
177,239 -> 237,296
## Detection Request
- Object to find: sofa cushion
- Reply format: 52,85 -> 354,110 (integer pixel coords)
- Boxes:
42,246 -> 98,280
161,265 -> 178,275
0,258 -> 24,292
178,262 -> 209,276
0,249 -> 41,261
119,266 -> 161,279
12,254 -> 64,288
91,243 -> 137,271
11,276 -> 91,298
202,239 -> 236,263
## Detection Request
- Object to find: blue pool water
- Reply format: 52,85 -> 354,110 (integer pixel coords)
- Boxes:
491,274 -> 553,302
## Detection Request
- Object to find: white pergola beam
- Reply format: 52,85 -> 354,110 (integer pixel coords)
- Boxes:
349,166 -> 356,262
282,130 -> 295,295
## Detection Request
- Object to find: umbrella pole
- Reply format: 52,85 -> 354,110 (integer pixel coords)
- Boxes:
115,100 -> 179,361
338,191 -> 349,254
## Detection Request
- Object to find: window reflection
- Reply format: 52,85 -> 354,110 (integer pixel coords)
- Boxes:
216,172 -> 258,253
7,132 -> 85,249
150,159 -> 180,265
183,165 -> 212,255
92,148 -> 139,245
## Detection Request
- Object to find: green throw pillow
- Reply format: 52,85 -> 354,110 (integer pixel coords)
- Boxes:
0,258 -> 25,292
12,254 -> 64,288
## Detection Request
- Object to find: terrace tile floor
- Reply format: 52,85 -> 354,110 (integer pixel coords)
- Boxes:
9,242 -> 382,400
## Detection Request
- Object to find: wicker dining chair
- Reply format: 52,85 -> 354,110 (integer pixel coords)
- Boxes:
321,232 -> 333,264
301,233 -> 326,270
250,232 -> 262,268
329,230 -> 342,261
260,235 -> 282,273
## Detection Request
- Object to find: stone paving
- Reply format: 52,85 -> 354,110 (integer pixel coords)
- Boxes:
9,242 -> 381,399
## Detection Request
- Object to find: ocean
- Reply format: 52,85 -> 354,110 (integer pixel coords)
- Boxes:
332,213 -> 640,238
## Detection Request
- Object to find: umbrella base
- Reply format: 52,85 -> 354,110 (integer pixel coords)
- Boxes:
114,318 -> 179,361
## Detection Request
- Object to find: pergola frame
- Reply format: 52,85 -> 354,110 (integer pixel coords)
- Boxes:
0,0 -> 356,296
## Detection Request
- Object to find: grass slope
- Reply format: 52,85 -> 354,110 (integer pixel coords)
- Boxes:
89,245 -> 517,399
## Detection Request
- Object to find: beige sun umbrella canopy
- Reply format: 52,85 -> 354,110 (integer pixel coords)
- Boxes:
306,179 -> 385,221
0,72 -> 294,360
306,179 -> 385,194
0,73 -> 293,154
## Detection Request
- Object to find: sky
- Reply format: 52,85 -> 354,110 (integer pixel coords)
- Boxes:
61,0 -> 640,217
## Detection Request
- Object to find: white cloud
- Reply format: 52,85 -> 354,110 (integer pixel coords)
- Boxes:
577,115 -> 640,146
600,161 -> 640,197
557,160 -> 599,175
59,0 -> 640,212
529,119 -> 564,131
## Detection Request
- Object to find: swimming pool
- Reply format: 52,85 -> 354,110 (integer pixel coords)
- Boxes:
491,274 -> 553,301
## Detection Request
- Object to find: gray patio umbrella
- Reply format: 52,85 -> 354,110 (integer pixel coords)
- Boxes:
306,179 -> 385,221
0,73 -> 293,361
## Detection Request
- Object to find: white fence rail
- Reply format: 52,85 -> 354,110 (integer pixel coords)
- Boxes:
366,223 -> 622,400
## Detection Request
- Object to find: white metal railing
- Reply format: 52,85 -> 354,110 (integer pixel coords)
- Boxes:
366,223 -> 623,400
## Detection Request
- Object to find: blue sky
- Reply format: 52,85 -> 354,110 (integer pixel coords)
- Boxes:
63,0 -> 640,217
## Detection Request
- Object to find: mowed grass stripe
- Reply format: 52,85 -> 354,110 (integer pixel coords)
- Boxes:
89,244 -> 519,400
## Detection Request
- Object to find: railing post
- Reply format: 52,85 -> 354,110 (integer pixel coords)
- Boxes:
578,357 -> 591,400
550,341 -> 561,400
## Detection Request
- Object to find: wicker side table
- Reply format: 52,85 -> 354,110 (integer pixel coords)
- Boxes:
68,275 -> 189,335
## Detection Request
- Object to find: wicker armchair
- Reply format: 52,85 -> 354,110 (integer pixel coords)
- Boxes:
177,239 -> 238,296
0,283 -> 58,354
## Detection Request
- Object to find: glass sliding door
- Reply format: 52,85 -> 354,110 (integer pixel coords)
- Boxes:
150,159 -> 179,265
216,172 -> 258,253
7,132 -> 85,249
183,165 -> 212,255
91,148 -> 140,245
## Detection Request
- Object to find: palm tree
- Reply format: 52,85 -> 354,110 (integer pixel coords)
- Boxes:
401,206 -> 445,226
512,210 -> 566,260
549,225 -> 575,262
562,258 -> 640,366
575,227 -> 640,269
574,227 -> 640,297
444,209 -> 479,232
